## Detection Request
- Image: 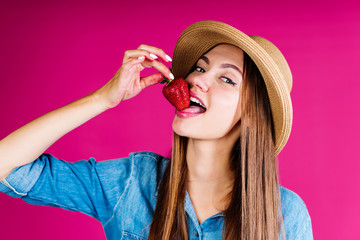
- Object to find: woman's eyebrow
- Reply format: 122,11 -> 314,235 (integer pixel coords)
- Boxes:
199,55 -> 243,75
199,55 -> 210,64
221,63 -> 243,76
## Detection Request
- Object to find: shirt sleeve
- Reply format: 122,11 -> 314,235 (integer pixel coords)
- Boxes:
280,186 -> 314,240
0,153 -> 133,223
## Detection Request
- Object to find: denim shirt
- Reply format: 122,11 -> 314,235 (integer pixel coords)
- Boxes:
0,151 -> 313,239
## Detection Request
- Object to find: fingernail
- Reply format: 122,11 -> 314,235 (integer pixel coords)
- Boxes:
165,54 -> 172,62
138,56 -> 145,60
169,73 -> 174,80
149,53 -> 158,59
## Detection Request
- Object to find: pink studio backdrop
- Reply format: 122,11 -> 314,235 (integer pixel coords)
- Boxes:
1,0 -> 359,239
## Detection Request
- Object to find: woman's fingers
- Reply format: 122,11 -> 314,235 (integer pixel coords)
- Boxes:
137,44 -> 172,63
98,45 -> 172,106
123,49 -> 158,64
122,55 -> 146,71
123,45 -> 172,64
140,59 -> 173,80
123,56 -> 172,80
139,72 -> 164,90
122,45 -> 173,80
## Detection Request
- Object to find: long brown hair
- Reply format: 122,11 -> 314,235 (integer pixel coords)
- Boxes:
148,50 -> 284,240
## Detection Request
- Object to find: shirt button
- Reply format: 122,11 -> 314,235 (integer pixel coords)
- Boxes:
196,232 -> 199,237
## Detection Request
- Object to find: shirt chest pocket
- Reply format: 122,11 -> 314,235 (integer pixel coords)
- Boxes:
120,230 -> 146,240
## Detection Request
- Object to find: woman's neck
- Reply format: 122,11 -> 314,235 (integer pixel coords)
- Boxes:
186,138 -> 234,182
185,138 -> 235,223
187,139 -> 234,203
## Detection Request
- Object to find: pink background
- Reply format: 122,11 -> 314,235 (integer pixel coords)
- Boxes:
0,0 -> 359,239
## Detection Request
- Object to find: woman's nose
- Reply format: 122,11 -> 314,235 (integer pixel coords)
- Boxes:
187,75 -> 209,92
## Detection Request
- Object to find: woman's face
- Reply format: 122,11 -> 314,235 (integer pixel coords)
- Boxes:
172,44 -> 244,140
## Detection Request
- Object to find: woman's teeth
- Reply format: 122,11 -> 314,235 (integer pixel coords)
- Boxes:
190,97 -> 206,109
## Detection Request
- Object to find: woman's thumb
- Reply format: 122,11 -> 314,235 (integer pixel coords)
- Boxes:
140,72 -> 164,89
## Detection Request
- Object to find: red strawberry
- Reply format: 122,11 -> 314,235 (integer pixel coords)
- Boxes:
161,73 -> 190,111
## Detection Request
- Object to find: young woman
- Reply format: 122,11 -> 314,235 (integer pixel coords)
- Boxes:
0,21 -> 313,239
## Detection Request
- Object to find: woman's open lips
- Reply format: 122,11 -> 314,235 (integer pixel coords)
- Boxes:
190,91 -> 206,109
189,96 -> 206,109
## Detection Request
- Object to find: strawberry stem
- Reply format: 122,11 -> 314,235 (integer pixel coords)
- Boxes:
161,68 -> 174,86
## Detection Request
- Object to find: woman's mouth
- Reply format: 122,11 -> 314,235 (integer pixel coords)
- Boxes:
176,90 -> 207,118
176,99 -> 206,118
189,96 -> 206,109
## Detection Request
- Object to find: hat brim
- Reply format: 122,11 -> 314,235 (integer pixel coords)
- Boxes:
172,21 -> 293,155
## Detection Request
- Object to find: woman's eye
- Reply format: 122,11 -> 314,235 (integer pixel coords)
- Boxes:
221,77 -> 236,86
195,66 -> 205,73
194,66 -> 236,86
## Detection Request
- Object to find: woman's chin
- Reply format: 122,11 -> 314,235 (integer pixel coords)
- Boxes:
172,118 -> 189,137
172,116 -> 200,138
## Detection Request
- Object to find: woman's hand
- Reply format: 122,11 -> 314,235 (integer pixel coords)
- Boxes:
95,44 -> 173,109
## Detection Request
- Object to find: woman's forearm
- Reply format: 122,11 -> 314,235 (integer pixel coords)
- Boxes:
0,45 -> 172,181
0,91 -> 108,181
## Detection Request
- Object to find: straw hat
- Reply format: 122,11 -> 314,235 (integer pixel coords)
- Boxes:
172,20 -> 293,155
